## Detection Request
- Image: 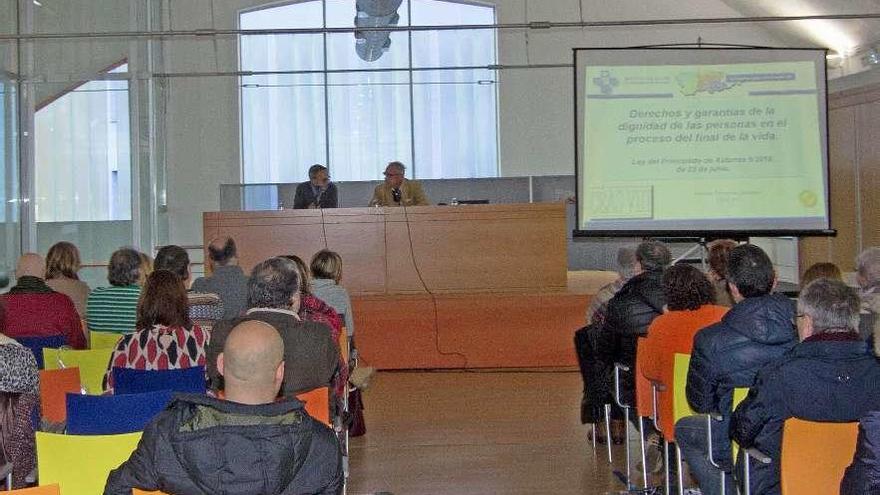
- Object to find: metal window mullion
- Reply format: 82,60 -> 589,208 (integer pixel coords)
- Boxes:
17,0 -> 35,253
322,0 -> 330,171
407,0 -> 415,177
129,0 -> 142,251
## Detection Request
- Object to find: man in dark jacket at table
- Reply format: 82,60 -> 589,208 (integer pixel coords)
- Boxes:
104,319 -> 343,495
731,278 -> 880,495
676,244 -> 797,495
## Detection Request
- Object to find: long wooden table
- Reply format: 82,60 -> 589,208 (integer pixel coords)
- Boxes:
204,203 -> 598,369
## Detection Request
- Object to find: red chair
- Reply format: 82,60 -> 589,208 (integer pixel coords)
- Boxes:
38,367 -> 81,424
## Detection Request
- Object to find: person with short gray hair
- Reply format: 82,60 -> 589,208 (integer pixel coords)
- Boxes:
293,163 -> 338,209
731,277 -> 880,495
206,257 -> 339,398
368,161 -> 430,207
856,247 -> 880,341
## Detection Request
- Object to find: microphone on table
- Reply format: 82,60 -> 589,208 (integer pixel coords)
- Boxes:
391,188 -> 402,204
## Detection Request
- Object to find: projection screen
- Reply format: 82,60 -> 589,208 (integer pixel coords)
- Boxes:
574,47 -> 832,236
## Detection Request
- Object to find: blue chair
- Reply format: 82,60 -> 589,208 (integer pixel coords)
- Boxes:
112,366 -> 207,395
16,335 -> 66,369
65,390 -> 174,434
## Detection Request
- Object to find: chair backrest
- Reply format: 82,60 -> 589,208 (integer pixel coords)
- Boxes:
112,366 -> 207,395
731,387 -> 749,461
295,387 -> 331,426
90,331 -> 123,349
36,431 -> 142,494
672,353 -> 696,424
16,335 -> 66,369
66,390 -> 174,435
38,367 -> 82,424
43,348 -> 114,394
780,418 -> 859,495
133,490 -> 170,495
6,484 -> 61,494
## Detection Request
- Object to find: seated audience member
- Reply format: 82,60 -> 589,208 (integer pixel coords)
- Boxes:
137,251 -> 153,286
191,236 -> 248,319
706,239 -> 738,307
206,257 -> 339,398
310,250 -> 356,337
639,264 -> 727,437
599,241 -> 671,412
731,278 -> 880,495
154,245 -> 223,331
0,332 -> 39,489
368,161 -> 430,207
284,255 -> 343,342
44,241 -> 91,319
677,244 -> 796,495
856,247 -> 880,342
1,253 -> 85,349
294,164 -> 338,209
841,410 -> 880,495
801,261 -> 842,287
105,320 -> 343,495
103,270 -> 208,393
585,247 -> 637,327
87,248 -> 143,334
574,247 -> 636,434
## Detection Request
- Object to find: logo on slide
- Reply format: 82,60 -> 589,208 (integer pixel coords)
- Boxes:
676,70 -> 738,96
592,70 -> 619,95
799,190 -> 818,208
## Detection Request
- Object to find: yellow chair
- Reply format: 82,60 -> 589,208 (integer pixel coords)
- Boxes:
780,418 -> 858,495
671,353 -> 697,495
43,348 -> 114,395
90,331 -> 123,349
36,431 -> 141,494
7,484 -> 61,494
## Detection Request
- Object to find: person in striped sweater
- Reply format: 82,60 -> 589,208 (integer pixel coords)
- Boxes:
86,248 -> 143,334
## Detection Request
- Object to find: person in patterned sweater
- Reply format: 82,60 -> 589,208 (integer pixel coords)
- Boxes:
103,270 -> 208,393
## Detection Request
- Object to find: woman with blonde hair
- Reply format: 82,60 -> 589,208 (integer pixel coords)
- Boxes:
310,249 -> 355,337
45,241 -> 91,317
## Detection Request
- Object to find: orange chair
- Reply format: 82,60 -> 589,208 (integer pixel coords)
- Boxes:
295,387 -> 331,426
6,484 -> 61,494
133,490 -> 169,495
38,367 -> 81,423
779,418 -> 859,495
338,328 -> 350,364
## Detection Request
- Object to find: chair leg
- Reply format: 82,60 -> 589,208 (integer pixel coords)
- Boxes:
720,470 -> 726,495
664,440 -> 670,495
604,404 -> 613,464
638,416 -> 648,489
742,452 -> 750,495
590,423 -> 597,450
623,406 -> 632,488
676,444 -> 685,495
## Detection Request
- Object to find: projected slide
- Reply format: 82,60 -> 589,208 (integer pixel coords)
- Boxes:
575,49 -> 830,234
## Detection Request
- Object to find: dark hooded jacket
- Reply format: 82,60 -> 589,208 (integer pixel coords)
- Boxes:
104,394 -> 342,495
731,335 -> 880,495
684,293 -> 797,466
599,269 -> 666,406
841,410 -> 880,495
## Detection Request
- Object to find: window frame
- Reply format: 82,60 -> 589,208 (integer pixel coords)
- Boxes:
236,0 -> 499,183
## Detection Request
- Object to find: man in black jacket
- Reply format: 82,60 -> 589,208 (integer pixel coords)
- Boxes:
731,278 -> 880,495
676,244 -> 796,495
105,320 -> 343,495
598,240 -> 670,444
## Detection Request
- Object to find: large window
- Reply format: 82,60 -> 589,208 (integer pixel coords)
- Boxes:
34,64 -> 131,222
240,0 -> 497,182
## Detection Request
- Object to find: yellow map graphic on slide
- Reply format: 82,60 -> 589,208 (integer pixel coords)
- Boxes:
586,186 -> 653,219
676,70 -> 738,96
